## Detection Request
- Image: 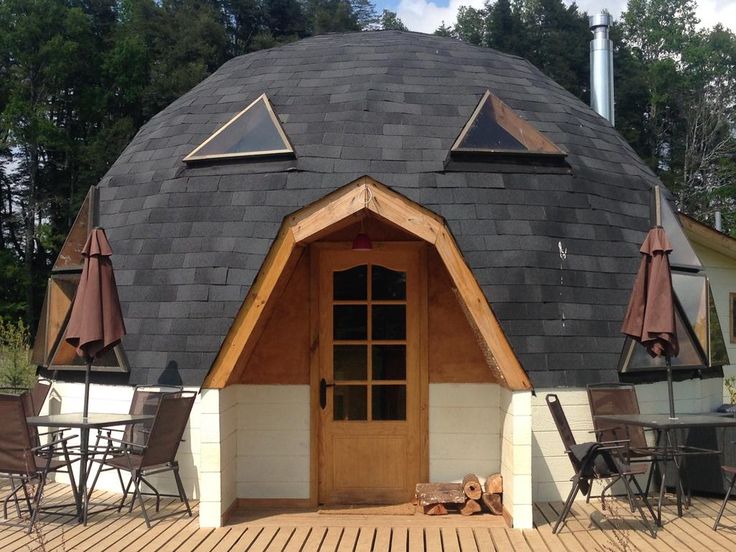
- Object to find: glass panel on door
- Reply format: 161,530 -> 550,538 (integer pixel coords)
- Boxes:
331,264 -> 408,422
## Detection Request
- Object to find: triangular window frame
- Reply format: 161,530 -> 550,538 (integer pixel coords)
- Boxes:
451,90 -> 565,157
183,93 -> 294,163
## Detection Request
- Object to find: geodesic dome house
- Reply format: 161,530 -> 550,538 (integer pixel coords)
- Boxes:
33,31 -> 730,528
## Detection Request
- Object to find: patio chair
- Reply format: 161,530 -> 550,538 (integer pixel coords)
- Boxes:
713,463 -> 736,530
587,384 -> 664,493
90,392 -> 195,527
0,393 -> 79,533
87,385 -> 182,490
546,393 -> 657,537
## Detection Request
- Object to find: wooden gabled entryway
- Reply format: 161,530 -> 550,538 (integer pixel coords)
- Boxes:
315,244 -> 426,505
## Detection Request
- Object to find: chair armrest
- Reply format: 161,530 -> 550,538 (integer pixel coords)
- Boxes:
32,435 -> 75,452
98,434 -> 144,452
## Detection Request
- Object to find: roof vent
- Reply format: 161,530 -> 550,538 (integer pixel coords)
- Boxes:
184,93 -> 294,163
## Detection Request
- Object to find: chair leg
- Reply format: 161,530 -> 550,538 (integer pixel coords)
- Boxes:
118,474 -> 132,513
553,477 -> 582,534
621,473 -> 657,539
173,464 -> 192,517
140,477 -> 161,512
713,471 -> 736,531
132,473 -> 151,528
631,474 -> 658,527
28,474 -> 47,535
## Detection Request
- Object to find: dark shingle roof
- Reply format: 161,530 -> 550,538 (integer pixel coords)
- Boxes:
95,31 -> 658,387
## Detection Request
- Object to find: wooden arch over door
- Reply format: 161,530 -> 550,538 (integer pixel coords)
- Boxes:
202,176 -> 532,390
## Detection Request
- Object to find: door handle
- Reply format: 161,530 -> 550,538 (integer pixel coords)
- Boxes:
320,378 -> 335,410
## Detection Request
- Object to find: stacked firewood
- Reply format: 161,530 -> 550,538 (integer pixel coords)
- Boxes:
415,474 -> 503,516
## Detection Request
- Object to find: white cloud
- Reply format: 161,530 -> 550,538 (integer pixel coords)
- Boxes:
397,0 -> 735,34
396,0 -> 486,34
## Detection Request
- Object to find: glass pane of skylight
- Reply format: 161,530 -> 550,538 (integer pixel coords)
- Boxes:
621,306 -> 706,372
458,100 -> 526,151
672,272 -> 707,353
659,197 -> 702,270
709,284 -> 730,366
54,190 -> 91,269
187,96 -> 290,160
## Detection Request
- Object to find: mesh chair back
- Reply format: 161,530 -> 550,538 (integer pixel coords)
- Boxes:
587,384 -> 649,449
29,378 -> 52,416
546,394 -> 577,451
141,392 -> 195,469
0,394 -> 35,475
125,385 -> 183,446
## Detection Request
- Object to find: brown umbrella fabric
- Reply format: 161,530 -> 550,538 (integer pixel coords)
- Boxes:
621,226 -> 679,359
66,228 -> 126,361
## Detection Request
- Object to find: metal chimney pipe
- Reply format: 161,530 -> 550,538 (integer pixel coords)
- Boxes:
589,13 -> 614,125
715,211 -> 723,231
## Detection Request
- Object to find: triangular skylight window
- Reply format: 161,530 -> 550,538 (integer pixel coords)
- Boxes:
184,93 -> 294,163
451,90 -> 564,156
619,301 -> 706,373
655,185 -> 702,270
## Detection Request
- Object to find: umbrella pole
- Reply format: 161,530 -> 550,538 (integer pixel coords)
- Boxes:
83,358 -> 91,419
666,355 -> 676,420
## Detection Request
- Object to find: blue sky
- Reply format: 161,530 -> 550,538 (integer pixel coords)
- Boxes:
380,0 -> 733,34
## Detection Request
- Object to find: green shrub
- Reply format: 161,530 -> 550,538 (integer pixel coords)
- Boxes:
0,319 -> 36,389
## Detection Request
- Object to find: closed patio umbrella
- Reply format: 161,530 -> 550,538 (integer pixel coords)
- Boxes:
621,226 -> 679,418
65,227 -> 126,418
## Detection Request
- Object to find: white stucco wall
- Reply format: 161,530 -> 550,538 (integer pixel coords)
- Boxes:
689,242 -> 736,401
236,385 -> 310,499
532,377 -> 723,502
499,388 -> 533,529
428,383 -> 501,482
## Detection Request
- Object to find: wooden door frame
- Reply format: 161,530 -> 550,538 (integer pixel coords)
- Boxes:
308,241 -> 429,505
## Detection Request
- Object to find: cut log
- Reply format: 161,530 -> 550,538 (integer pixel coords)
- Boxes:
459,499 -> 481,516
484,473 -> 503,495
482,492 -> 503,515
423,503 -> 448,516
462,474 -> 482,500
415,483 -> 465,506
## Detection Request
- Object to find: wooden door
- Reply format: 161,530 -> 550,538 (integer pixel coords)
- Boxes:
317,244 -> 423,504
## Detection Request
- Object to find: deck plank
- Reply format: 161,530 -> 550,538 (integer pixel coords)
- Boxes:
535,501 -> 585,552
354,526 -> 375,552
390,527 -> 407,552
407,527 -> 424,552
302,526 -> 327,552
489,527 -> 514,552
319,527 -> 343,552
472,527 -> 494,551
336,526 -> 359,552
210,526 -> 250,551
440,527 -> 460,552
282,527 -> 311,552
456,527 -> 479,552
548,500 -> 619,552
425,527 -> 442,551
503,528 -> 531,552
373,526 -> 391,552
249,526 -> 280,552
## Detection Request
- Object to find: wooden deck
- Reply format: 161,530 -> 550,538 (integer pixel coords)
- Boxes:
3,483 -> 736,551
